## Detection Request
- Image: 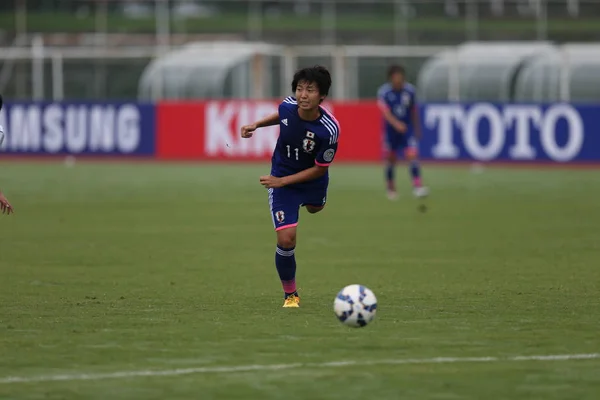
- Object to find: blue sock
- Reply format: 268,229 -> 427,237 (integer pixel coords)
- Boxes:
386,164 -> 394,189
410,160 -> 422,187
276,245 -> 297,296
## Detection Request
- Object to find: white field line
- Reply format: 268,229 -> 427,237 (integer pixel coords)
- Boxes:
1,353 -> 598,384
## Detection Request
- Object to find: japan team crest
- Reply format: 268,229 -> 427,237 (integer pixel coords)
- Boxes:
275,210 -> 285,223
402,92 -> 411,106
303,138 -> 316,153
323,148 -> 335,162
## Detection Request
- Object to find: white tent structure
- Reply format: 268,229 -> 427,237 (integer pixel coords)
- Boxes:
417,42 -> 555,102
417,42 -> 600,102
515,44 -> 600,102
138,41 -> 283,100
137,40 -> 600,102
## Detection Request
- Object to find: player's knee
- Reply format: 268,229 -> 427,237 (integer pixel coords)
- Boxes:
277,230 -> 296,248
306,205 -> 324,214
405,147 -> 418,161
278,236 -> 296,248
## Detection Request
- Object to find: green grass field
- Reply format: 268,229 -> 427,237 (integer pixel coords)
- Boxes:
0,161 -> 599,399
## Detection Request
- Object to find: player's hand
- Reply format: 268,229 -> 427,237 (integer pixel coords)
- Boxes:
394,121 -> 408,134
0,192 -> 14,215
241,124 -> 258,139
260,175 -> 285,189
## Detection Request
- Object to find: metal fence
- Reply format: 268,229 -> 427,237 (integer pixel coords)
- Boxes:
1,40 -> 593,102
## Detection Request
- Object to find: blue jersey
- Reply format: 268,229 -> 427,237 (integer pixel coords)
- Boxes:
377,82 -> 417,135
271,96 -> 340,189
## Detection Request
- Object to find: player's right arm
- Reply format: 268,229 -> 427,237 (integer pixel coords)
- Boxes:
377,87 -> 407,134
241,112 -> 279,138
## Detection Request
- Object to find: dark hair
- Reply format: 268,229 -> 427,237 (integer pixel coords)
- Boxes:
292,65 -> 332,100
0,93 -> 3,111
387,64 -> 405,78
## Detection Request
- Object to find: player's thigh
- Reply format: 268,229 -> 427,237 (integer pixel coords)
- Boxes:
384,132 -> 403,162
301,186 -> 328,214
269,187 -> 301,234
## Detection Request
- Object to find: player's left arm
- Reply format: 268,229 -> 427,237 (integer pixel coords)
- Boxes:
260,141 -> 338,188
260,165 -> 329,188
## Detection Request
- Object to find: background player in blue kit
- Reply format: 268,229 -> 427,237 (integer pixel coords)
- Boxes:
240,66 -> 340,308
377,65 -> 429,200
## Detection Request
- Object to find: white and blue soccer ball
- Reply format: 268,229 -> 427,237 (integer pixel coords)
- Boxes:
333,284 -> 377,328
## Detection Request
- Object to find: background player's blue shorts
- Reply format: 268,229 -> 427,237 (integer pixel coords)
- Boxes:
384,130 -> 417,155
268,185 -> 327,231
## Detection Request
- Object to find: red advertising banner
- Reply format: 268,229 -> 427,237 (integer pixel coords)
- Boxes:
156,101 -> 382,161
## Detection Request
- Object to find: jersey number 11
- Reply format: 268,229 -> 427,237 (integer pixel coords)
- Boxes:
286,145 -> 299,160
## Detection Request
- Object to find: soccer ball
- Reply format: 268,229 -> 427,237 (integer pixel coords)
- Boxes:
333,284 -> 377,328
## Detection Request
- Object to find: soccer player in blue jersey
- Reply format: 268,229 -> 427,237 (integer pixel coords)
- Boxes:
0,94 -> 13,215
377,65 -> 428,200
240,66 -> 340,308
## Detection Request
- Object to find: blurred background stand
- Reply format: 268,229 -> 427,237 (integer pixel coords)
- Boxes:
1,0 -> 599,103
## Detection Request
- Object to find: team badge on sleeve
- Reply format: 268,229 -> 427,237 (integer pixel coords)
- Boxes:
323,149 -> 335,162
275,210 -> 285,223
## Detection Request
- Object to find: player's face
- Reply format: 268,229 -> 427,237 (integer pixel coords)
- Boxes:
390,72 -> 405,89
295,80 -> 323,110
